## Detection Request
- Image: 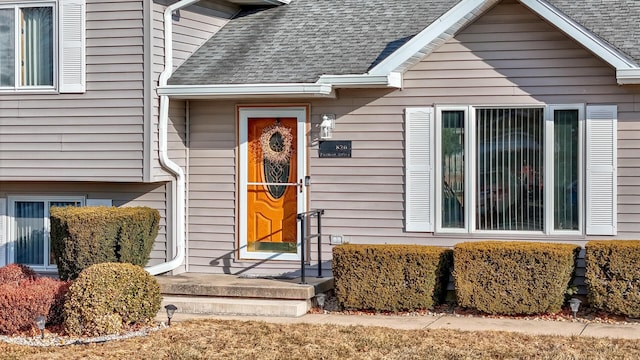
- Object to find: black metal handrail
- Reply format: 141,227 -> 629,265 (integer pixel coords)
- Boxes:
297,209 -> 325,284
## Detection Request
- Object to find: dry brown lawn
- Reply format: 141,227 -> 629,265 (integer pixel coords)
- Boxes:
1,319 -> 639,360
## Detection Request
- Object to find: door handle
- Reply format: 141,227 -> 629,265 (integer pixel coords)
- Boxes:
298,176 -> 311,193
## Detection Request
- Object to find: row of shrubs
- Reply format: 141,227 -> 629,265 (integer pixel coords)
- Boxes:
0,263 -> 161,336
333,240 -> 640,317
0,206 -> 162,336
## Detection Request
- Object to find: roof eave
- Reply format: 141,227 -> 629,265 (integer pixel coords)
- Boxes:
226,0 -> 290,5
369,0 -> 640,83
317,72 -> 402,88
369,0 -> 501,76
158,83 -> 336,99
617,69 -> 640,85
519,0 -> 638,71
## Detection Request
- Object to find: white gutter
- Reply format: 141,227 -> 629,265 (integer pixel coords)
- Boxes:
616,69 -> 640,85
317,72 -> 403,88
158,83 -> 336,99
145,0 -> 201,275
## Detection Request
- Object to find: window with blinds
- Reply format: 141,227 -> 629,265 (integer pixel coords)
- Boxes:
436,106 -> 583,234
10,197 -> 82,270
0,5 -> 54,88
476,108 -> 544,231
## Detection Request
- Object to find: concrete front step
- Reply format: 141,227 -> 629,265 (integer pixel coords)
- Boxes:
161,295 -> 311,317
157,273 -> 333,300
156,273 -> 334,318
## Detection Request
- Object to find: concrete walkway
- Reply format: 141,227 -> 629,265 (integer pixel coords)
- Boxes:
158,312 -> 640,340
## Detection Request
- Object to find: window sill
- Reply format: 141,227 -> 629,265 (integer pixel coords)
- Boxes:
432,231 -> 587,241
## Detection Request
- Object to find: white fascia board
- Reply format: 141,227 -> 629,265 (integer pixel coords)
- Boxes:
158,83 -> 335,99
616,69 -> 640,85
369,0 -> 498,76
317,72 -> 402,88
520,0 -> 638,71
227,0 -> 290,4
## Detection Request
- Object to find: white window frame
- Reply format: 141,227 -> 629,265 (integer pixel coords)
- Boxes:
435,104 -> 584,235
435,105 -> 470,233
0,0 -> 85,93
7,195 -> 85,272
546,104 -> 585,235
0,1 -> 58,92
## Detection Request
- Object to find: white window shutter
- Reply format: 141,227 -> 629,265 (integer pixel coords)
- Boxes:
405,107 -> 435,232
59,0 -> 86,93
586,105 -> 617,235
0,198 -> 6,267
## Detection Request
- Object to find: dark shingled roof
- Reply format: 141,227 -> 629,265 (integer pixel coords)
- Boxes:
168,0 -> 458,85
547,0 -> 640,65
168,0 -> 640,86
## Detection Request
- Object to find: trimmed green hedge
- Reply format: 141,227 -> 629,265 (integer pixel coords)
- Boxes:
51,206 -> 159,280
333,244 -> 452,312
454,241 -> 579,315
585,240 -> 640,317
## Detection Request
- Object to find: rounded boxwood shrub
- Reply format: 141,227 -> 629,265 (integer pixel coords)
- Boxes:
63,263 -> 161,336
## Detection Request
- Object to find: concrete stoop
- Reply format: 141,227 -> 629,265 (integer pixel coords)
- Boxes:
156,273 -> 334,318
161,296 -> 311,317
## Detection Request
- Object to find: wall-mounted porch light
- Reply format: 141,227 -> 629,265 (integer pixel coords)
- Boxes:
320,114 -> 336,140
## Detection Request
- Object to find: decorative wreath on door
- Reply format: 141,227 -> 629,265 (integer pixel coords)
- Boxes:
251,121 -> 294,199
258,122 -> 293,164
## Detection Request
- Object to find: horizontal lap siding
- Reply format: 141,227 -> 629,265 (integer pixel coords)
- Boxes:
180,1 -> 639,275
0,181 -> 169,266
186,101 -> 318,274
0,0 -> 145,182
151,3 -> 228,181
186,103 -> 238,273
310,1 -> 640,247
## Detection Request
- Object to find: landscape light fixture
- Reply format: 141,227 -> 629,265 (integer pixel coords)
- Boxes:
568,298 -> 581,318
165,304 -> 178,326
315,293 -> 326,310
35,315 -> 46,339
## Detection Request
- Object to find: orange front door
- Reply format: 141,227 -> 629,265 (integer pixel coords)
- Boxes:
247,118 -> 298,253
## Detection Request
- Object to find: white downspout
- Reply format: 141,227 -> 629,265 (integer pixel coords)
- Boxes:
145,0 -> 201,275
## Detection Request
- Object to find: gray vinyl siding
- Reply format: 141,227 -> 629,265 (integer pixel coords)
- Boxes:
0,0 -> 144,182
186,102 -> 238,272
177,0 -> 640,275
150,2 -> 228,181
0,181 -> 169,267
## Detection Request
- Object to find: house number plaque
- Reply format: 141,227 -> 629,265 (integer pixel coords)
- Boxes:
318,140 -> 352,158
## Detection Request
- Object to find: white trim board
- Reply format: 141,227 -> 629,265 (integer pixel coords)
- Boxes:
158,84 -> 335,99
238,106 -> 308,261
519,0 -> 639,84
369,0 -> 640,83
369,0 -> 500,76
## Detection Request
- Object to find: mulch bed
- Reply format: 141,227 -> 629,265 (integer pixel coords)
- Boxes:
309,290 -> 637,324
